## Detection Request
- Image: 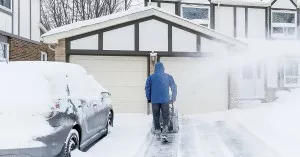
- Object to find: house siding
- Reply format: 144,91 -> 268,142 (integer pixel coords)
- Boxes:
9,38 -> 54,61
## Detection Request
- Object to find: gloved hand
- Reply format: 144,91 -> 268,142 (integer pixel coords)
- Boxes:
147,100 -> 151,103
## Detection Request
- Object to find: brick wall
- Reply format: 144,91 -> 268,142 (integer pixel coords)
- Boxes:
55,39 -> 66,62
9,37 -> 55,61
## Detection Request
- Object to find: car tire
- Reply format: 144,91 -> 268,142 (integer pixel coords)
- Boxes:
60,129 -> 80,157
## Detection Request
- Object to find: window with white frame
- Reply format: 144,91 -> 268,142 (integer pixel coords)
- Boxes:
41,52 -> 48,61
0,0 -> 11,10
181,5 -> 210,27
271,10 -> 297,38
0,42 -> 9,61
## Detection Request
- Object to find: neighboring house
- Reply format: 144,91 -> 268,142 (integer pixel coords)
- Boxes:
41,7 -> 247,114
144,0 -> 300,103
0,0 -> 54,61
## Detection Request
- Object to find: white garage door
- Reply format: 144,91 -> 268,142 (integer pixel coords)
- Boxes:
70,55 -> 148,113
160,57 -> 228,114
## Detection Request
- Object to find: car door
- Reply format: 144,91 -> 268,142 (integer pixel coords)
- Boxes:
86,76 -> 107,131
68,75 -> 99,137
91,96 -> 107,131
100,92 -> 111,127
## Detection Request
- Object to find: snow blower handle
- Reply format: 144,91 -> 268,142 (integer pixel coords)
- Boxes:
170,102 -> 175,115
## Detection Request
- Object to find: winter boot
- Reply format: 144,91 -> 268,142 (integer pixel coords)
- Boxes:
161,126 -> 168,142
154,130 -> 161,140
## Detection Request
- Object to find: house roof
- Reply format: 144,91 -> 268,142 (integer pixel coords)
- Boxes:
41,6 -> 246,49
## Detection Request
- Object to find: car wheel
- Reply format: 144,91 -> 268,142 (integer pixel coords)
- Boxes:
60,129 -> 79,157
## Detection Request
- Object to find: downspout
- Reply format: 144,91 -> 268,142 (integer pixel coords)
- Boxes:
48,44 -> 55,52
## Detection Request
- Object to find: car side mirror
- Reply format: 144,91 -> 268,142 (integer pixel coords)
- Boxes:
101,92 -> 111,98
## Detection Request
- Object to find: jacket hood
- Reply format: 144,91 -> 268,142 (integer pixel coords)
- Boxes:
154,62 -> 165,73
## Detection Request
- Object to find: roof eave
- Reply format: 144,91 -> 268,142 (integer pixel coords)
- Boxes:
42,7 -> 247,49
42,9 -> 156,44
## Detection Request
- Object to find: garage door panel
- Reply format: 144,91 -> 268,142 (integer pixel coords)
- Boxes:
112,102 -> 147,113
106,87 -> 145,101
91,72 -> 146,86
70,55 -> 147,113
161,57 -> 228,114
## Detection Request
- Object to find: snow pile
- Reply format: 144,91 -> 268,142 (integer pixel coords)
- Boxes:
193,89 -> 300,156
6,61 -> 87,77
0,66 -> 52,114
0,65 -> 53,149
72,114 -> 152,157
231,90 -> 300,156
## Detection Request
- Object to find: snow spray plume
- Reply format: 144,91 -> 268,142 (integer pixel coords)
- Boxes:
163,39 -> 300,114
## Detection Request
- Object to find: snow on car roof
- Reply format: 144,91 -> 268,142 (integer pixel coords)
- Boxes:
4,61 -> 87,77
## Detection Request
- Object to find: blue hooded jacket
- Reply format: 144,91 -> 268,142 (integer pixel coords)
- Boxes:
145,62 -> 177,104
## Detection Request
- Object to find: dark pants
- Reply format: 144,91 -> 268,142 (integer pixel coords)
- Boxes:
152,103 -> 169,131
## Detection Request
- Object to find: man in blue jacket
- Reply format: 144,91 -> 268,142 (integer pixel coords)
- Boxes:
145,62 -> 177,140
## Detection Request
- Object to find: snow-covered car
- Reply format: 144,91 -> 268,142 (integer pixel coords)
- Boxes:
0,61 -> 114,157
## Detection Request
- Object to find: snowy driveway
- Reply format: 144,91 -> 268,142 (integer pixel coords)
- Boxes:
72,89 -> 300,157
72,114 -> 281,157
141,117 -> 280,157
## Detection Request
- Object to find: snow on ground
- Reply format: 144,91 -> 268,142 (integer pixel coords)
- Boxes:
72,114 -> 152,157
71,89 -> 300,157
191,89 -> 300,157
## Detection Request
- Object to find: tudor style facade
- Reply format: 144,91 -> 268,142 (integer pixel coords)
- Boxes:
144,0 -> 300,102
0,0 -> 54,62
42,7 -> 246,114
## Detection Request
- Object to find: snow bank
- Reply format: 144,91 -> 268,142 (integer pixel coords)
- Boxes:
0,66 -> 52,114
191,89 -> 300,156
72,114 -> 152,157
